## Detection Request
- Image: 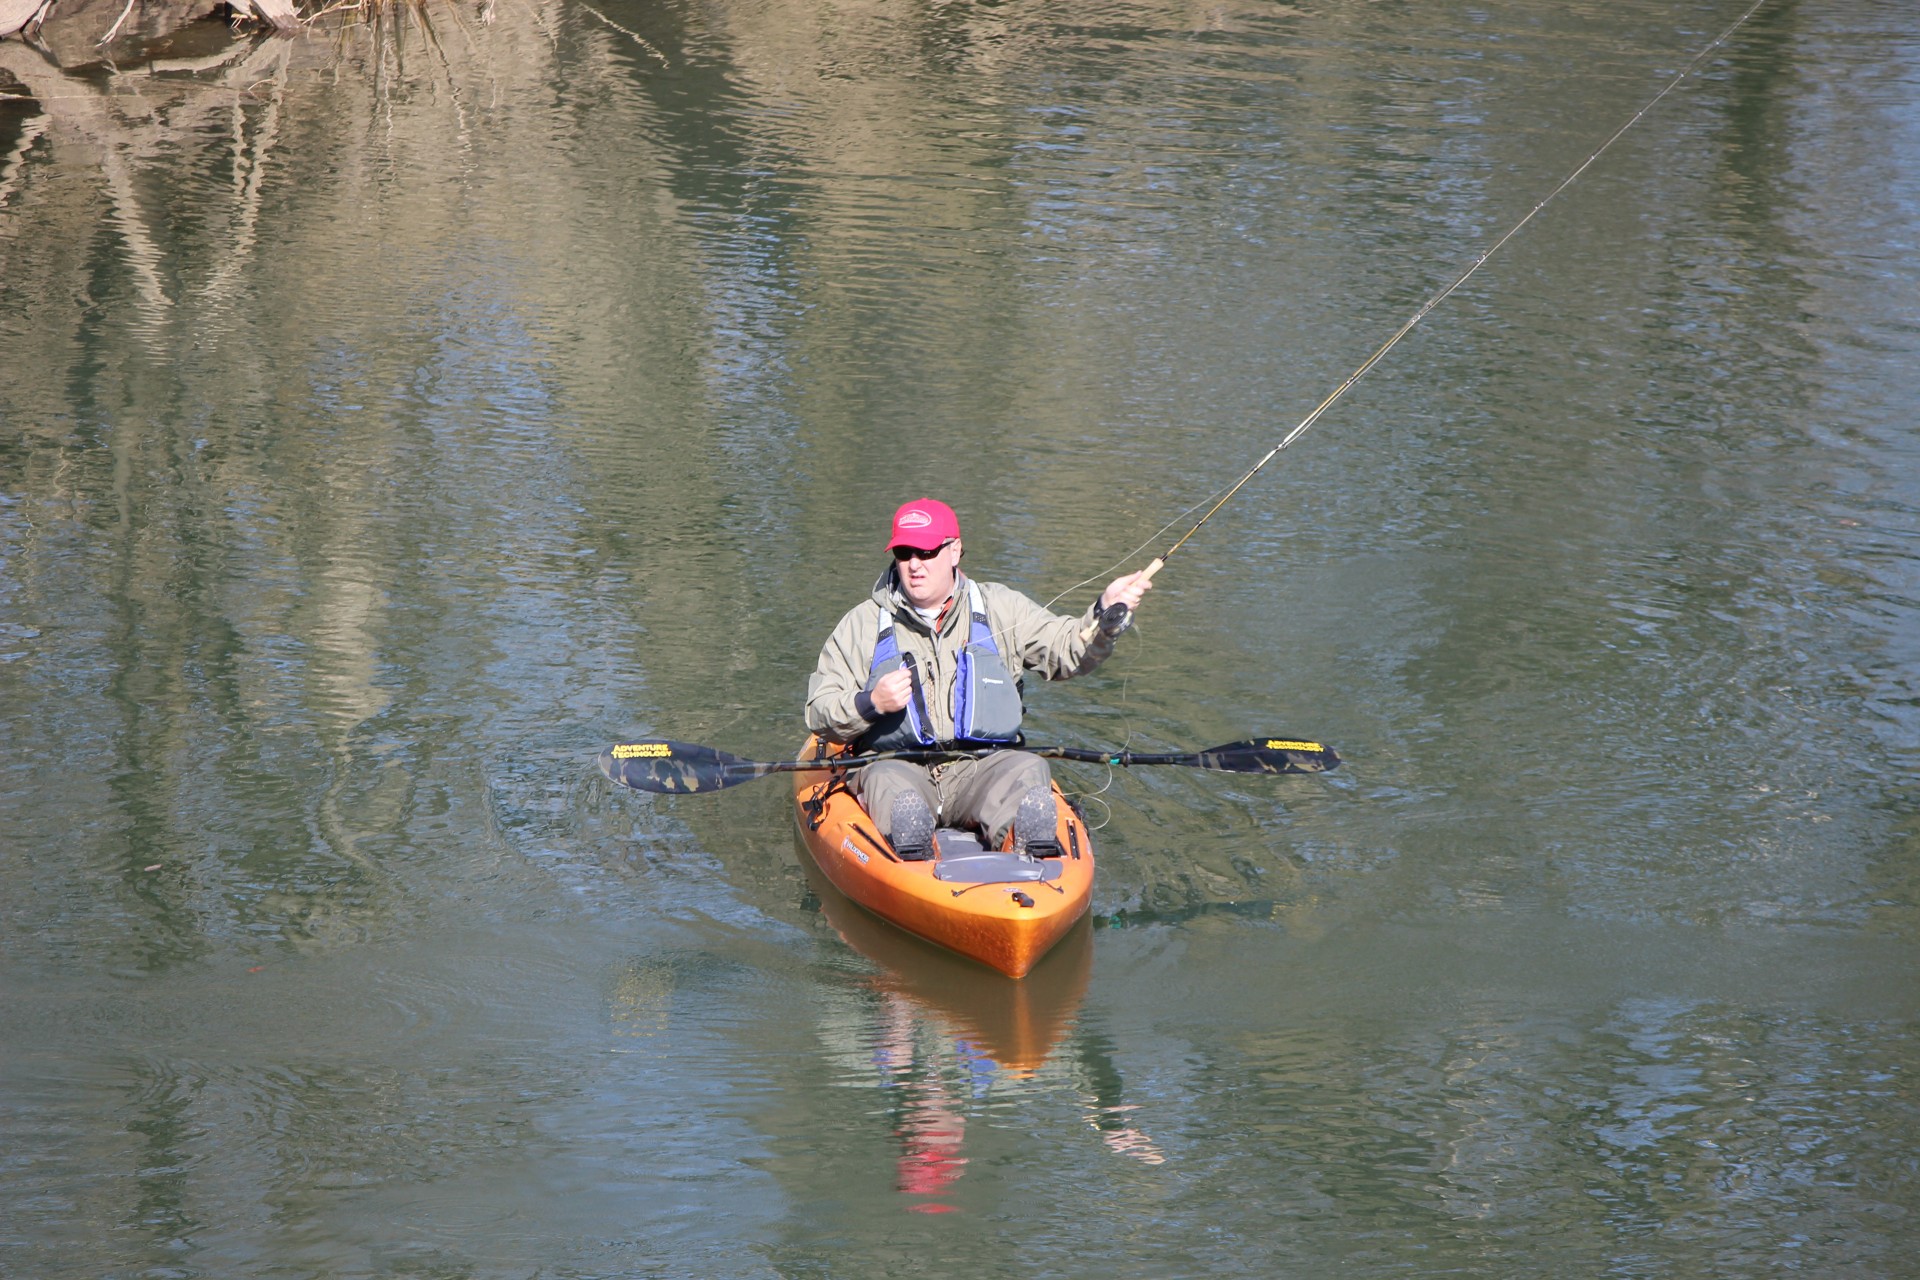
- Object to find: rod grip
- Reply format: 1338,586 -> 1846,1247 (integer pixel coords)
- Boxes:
1079,557 -> 1164,643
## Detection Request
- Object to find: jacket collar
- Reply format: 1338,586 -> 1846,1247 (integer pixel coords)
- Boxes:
873,565 -> 969,636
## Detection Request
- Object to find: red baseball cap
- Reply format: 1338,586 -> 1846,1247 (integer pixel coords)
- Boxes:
886,499 -> 961,551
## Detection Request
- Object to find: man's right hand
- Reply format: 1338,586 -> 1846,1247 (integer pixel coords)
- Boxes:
869,668 -> 914,715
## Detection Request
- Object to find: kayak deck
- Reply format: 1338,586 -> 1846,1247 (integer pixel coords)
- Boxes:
792,736 -> 1095,979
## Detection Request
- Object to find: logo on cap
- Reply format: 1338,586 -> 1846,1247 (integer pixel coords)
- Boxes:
898,509 -> 933,529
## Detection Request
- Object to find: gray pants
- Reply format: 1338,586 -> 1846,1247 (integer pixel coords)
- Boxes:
854,751 -> 1052,849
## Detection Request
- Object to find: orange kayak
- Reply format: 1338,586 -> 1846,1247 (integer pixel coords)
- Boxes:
792,735 -> 1095,979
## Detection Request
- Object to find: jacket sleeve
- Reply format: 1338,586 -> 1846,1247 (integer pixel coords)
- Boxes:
805,604 -> 882,743
985,582 -> 1119,682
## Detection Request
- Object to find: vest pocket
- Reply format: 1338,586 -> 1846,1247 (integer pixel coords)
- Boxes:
956,641 -> 1023,741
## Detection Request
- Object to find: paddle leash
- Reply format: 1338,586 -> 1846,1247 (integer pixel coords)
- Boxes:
1079,0 -> 1774,640
600,736 -> 1340,795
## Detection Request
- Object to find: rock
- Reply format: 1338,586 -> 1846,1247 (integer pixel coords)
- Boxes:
225,0 -> 299,30
0,0 -> 47,41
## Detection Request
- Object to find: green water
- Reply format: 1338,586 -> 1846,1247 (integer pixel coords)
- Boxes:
3,0 -> 1917,1275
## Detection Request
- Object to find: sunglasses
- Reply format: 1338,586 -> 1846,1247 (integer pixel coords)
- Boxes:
892,541 -> 953,562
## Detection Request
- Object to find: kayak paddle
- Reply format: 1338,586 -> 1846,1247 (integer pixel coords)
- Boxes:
599,737 -> 1340,795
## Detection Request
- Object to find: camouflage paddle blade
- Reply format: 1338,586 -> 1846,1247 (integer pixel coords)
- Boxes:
598,740 -> 767,793
1050,737 -> 1343,774
1197,738 -> 1342,774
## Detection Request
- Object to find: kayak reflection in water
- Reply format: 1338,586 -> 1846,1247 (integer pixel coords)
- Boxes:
869,989 -> 1167,1212
805,498 -> 1152,860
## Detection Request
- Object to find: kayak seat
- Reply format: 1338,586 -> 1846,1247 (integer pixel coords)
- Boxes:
932,828 -> 1063,884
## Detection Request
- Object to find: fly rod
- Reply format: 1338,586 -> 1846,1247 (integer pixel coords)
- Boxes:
1083,0 -> 1773,638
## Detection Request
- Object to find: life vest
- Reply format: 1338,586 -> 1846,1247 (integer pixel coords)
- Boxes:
858,580 -> 1024,752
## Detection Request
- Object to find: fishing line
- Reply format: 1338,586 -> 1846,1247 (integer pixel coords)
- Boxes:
1052,0 -> 1774,610
1066,784 -> 1115,834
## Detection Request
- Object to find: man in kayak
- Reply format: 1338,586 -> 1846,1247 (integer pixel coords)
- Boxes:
805,498 -> 1153,861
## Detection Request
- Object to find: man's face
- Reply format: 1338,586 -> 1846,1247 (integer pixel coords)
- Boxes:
893,538 -> 961,611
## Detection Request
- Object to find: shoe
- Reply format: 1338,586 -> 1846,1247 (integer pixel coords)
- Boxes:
889,792 -> 936,862
1012,784 -> 1063,858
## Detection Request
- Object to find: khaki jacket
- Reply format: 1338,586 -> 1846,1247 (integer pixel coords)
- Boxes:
805,566 -> 1120,746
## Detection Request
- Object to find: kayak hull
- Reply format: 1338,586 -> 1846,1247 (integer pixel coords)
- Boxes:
792,736 -> 1095,979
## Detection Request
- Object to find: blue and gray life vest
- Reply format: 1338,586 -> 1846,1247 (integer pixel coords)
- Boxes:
858,580 -> 1024,752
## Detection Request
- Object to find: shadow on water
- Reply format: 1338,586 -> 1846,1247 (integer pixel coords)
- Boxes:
1095,896 -> 1286,931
